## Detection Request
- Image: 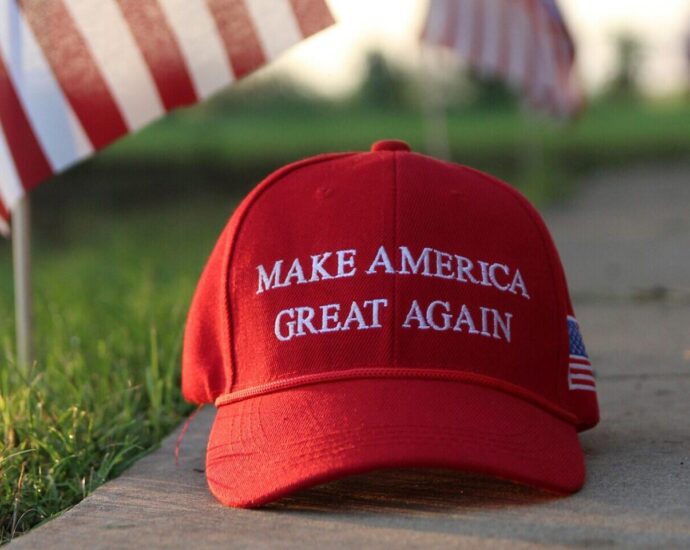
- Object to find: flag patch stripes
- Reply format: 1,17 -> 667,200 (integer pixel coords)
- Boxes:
567,315 -> 596,392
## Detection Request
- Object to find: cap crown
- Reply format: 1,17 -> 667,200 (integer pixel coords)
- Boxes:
183,148 -> 599,430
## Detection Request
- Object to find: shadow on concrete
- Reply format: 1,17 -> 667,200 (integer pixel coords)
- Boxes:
267,468 -> 557,514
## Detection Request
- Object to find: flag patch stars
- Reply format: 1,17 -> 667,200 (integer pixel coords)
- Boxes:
567,316 -> 596,392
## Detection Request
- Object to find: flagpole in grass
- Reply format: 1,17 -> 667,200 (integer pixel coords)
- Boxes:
12,195 -> 32,370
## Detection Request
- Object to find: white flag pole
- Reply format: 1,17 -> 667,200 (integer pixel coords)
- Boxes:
12,194 -> 33,369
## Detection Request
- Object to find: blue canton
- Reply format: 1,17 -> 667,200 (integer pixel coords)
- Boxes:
567,318 -> 589,358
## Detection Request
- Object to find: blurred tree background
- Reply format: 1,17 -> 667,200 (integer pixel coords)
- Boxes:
605,33 -> 645,99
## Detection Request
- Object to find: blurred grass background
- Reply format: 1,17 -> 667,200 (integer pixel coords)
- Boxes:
1,49 -> 689,542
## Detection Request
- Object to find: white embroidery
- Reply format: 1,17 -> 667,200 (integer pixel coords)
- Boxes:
309,252 -> 334,282
456,255 -> 479,284
427,300 -> 452,330
478,261 -> 493,287
402,300 -> 512,342
336,249 -> 357,278
257,245 -> 530,299
399,246 -> 433,276
260,245 -> 527,343
488,263 -> 510,292
364,299 -> 388,328
402,299 -> 429,330
509,269 -> 530,299
283,258 -> 307,286
273,299 -> 389,342
492,309 -> 513,342
257,249 -> 357,293
435,251 -> 455,279
453,304 -> 479,334
257,260 -> 283,294
366,245 -> 395,274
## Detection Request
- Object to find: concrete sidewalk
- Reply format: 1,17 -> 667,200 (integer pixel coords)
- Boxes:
10,164 -> 690,549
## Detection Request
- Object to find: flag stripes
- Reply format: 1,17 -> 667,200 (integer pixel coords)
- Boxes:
0,53 -> 53,191
506,2 -> 530,87
456,0 -> 474,60
0,119 -> 25,209
0,1 -> 93,173
469,0 -> 483,67
442,0 -> 460,50
63,0 -> 166,131
21,0 -> 129,149
0,202 -> 8,235
566,316 -> 595,392
0,0 -> 334,232
479,0 -> 501,76
422,0 -> 582,118
245,0 -> 303,62
206,0 -> 266,79
288,0 -> 336,38
568,360 -> 596,392
115,0 -> 199,111
157,0 -> 235,99
422,0 -> 448,48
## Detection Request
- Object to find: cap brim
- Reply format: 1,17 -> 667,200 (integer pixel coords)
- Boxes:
206,378 -> 584,507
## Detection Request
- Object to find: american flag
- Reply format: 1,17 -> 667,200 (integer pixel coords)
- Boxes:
422,0 -> 583,118
0,0 -> 334,235
566,315 -> 595,392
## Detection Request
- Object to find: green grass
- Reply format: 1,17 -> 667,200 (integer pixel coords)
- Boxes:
0,96 -> 688,543
58,96 -> 686,212
0,197 -> 234,542
101,97 -> 690,186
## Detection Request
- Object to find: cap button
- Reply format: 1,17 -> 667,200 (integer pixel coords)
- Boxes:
371,140 -> 411,153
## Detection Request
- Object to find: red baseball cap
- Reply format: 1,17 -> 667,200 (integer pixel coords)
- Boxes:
182,140 -> 599,507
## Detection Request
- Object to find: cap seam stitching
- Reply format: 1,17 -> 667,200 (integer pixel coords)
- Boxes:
392,151 -> 398,368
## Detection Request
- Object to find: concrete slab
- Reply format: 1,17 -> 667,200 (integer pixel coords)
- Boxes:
10,164 -> 690,548
545,163 -> 690,299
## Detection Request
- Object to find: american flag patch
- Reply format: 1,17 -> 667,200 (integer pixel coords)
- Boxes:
567,316 -> 596,392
